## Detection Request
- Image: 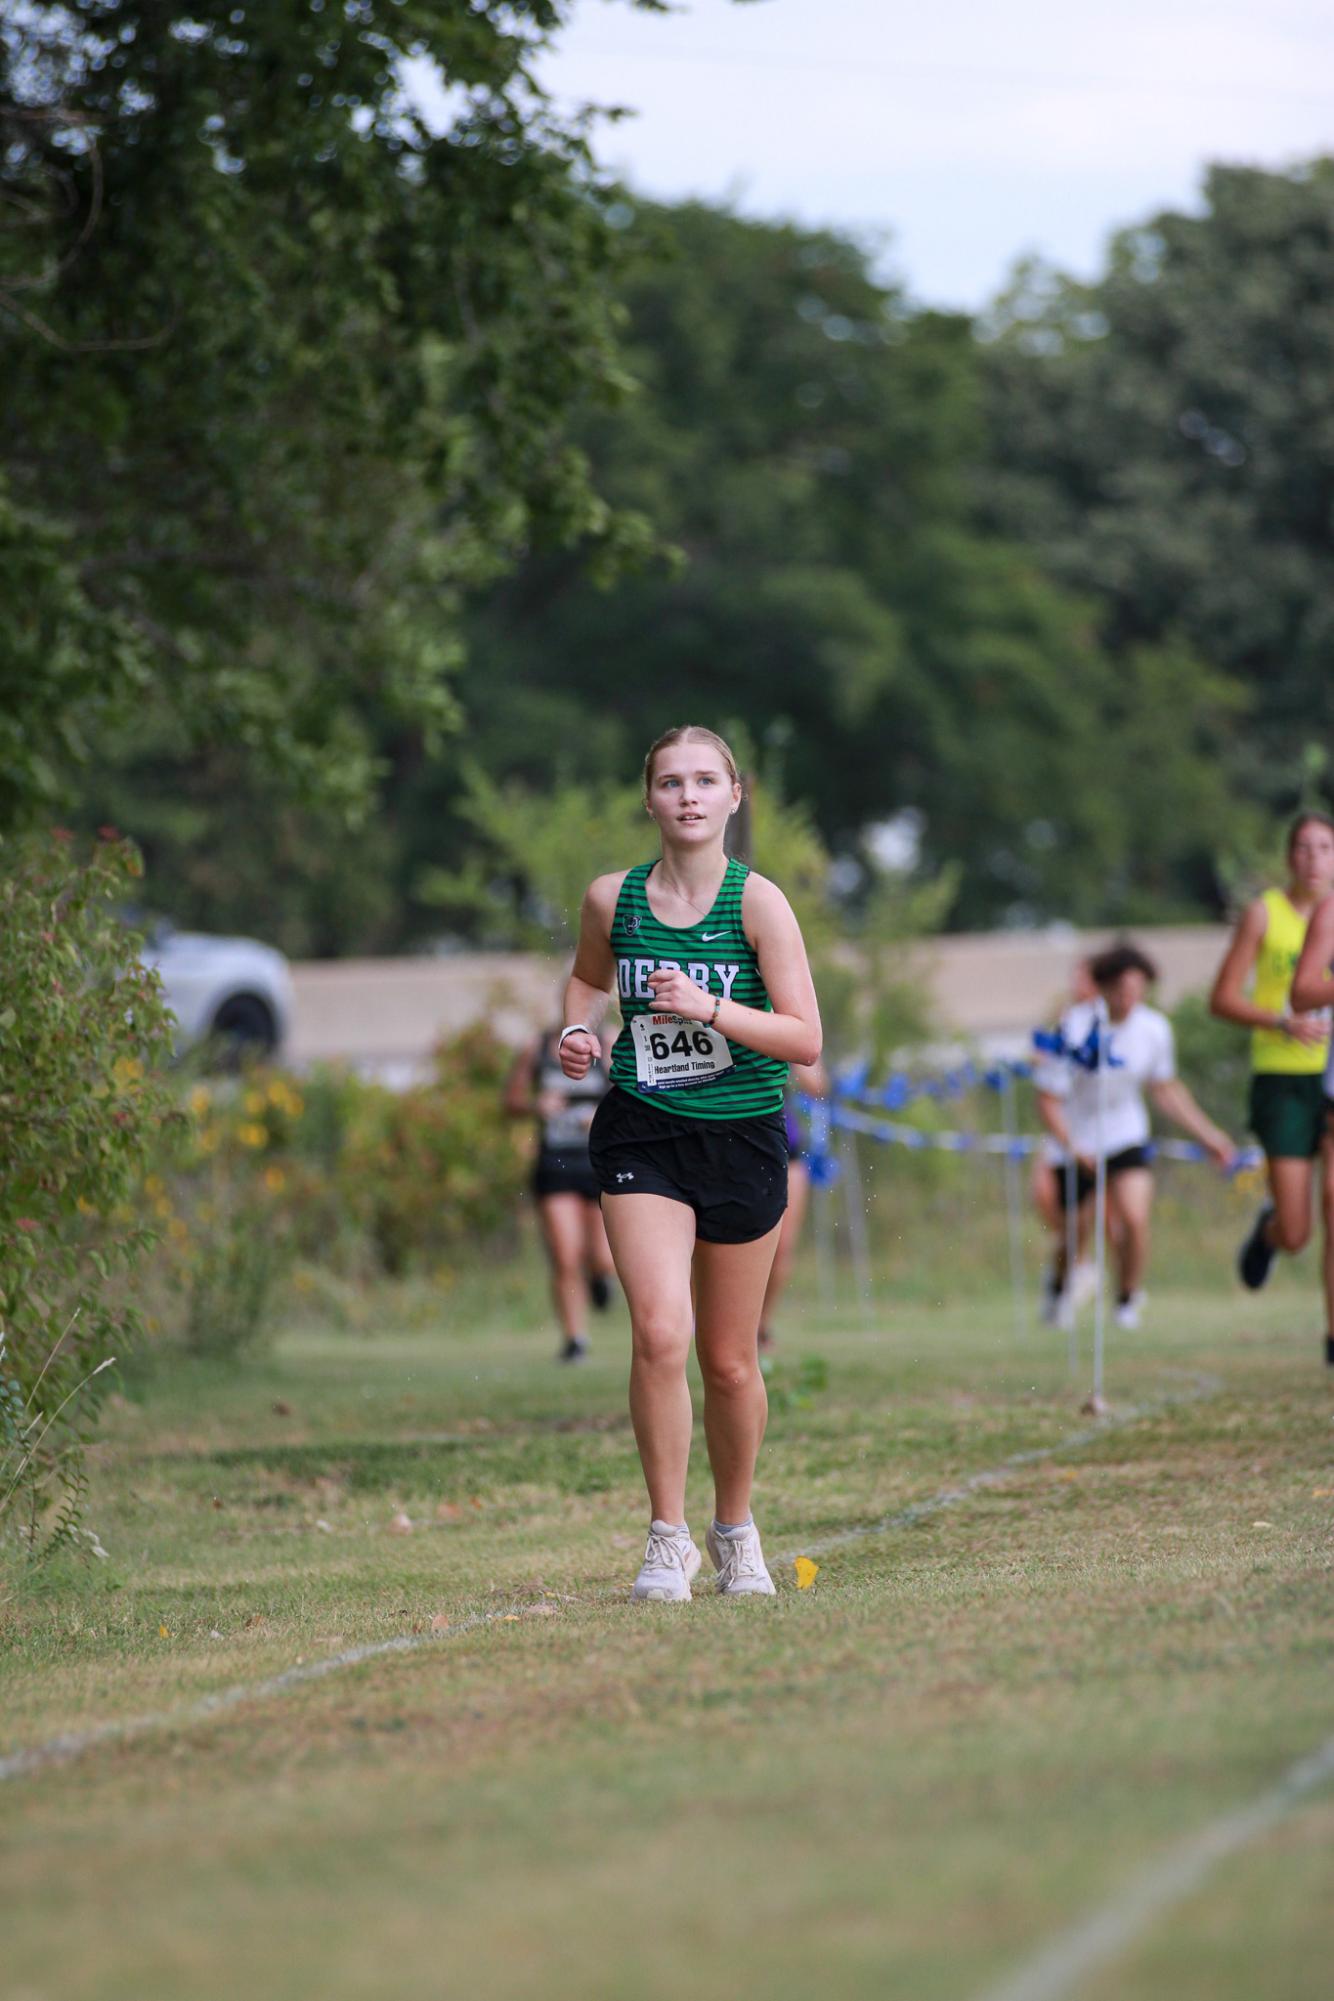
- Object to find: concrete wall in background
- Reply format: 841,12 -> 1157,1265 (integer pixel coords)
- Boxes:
286,925 -> 1230,1083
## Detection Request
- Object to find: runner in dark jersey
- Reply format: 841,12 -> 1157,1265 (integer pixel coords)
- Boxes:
559,726 -> 822,1603
505,1024 -> 614,1362
758,1060 -> 828,1353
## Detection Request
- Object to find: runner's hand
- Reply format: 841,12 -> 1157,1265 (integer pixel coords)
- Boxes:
1207,1134 -> 1237,1172
1283,1012 -> 1327,1048
558,1032 -> 599,1080
646,968 -> 712,1021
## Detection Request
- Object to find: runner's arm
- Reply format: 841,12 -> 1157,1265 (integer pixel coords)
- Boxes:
1208,899 -> 1323,1045
560,874 -> 623,1080
1148,1079 -> 1235,1168
1035,1089 -> 1097,1172
1035,1090 -> 1072,1152
647,874 -> 821,1066
1291,892 -> 1334,1015
1208,899 -> 1283,1032
503,1041 -> 540,1117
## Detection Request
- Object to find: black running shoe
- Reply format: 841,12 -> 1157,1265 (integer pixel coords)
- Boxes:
1237,1205 -> 1277,1290
589,1275 -> 612,1312
557,1336 -> 589,1364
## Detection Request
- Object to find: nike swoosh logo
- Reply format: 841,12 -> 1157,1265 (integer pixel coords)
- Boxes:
701,932 -> 726,942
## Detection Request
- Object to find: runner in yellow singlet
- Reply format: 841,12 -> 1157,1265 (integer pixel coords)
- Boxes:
1290,867 -> 1334,1368
1209,813 -> 1334,1313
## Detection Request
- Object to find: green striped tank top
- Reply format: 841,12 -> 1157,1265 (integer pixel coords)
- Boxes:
609,857 -> 788,1120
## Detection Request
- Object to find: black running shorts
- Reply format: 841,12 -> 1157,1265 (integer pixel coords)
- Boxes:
532,1148 -> 601,1202
588,1087 -> 790,1244
1055,1143 -> 1155,1209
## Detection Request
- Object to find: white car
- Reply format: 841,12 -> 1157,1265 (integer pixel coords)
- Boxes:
142,925 -> 294,1064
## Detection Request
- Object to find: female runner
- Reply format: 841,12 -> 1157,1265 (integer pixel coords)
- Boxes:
505,1021 -> 615,1362
758,1059 -> 829,1354
1036,943 -> 1235,1328
1032,957 -> 1098,1324
1209,813 -> 1334,1306
559,725 -> 821,1602
1287,853 -> 1334,1368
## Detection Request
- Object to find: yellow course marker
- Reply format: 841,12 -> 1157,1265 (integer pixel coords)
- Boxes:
793,1557 -> 819,1591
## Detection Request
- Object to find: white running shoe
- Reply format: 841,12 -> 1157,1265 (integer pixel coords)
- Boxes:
1069,1262 -> 1099,1310
632,1522 -> 702,1603
705,1520 -> 777,1597
1115,1290 -> 1146,1330
1054,1260 -> 1099,1331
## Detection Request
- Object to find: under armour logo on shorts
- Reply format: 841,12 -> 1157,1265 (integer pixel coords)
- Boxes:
616,1171 -> 635,1183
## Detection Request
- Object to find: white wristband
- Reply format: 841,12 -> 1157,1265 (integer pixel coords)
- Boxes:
558,1024 -> 592,1049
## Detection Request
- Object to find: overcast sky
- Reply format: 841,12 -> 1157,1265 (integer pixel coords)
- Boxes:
531,0 -> 1334,309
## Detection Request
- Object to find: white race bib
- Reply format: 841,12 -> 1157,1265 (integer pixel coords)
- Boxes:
630,1013 -> 734,1092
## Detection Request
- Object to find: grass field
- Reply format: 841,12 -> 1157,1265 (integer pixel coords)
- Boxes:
3,1252 -> 1333,2001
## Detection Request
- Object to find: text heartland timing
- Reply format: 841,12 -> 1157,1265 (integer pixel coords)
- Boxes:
616,958 -> 742,1001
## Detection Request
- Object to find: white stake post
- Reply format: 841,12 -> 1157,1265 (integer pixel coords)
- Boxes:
1000,1067 -> 1026,1341
1090,997 -> 1110,1410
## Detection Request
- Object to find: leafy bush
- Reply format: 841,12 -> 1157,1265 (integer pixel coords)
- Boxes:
1170,990 -> 1251,1133
147,1029 -> 528,1352
0,831 -> 175,1552
341,1027 -> 527,1276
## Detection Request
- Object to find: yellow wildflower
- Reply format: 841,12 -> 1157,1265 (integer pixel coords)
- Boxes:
244,1088 -> 267,1117
263,1165 -> 287,1194
188,1084 -> 212,1117
237,1122 -> 268,1149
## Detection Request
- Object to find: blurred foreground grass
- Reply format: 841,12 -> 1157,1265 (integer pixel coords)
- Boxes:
1,1253 -> 1331,2001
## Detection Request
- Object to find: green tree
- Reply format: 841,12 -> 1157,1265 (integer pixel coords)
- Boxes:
0,833 -> 176,1551
444,202 -> 1239,929
979,158 -> 1334,822
1,2 -> 670,830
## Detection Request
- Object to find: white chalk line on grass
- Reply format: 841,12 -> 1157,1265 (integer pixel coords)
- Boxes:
1,1375 -> 1218,1787
779,1372 -> 1221,1563
971,1728 -> 1334,2001
0,1610 -> 510,1784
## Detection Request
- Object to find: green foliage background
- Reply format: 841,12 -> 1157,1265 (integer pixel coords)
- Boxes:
3,9 -> 1332,945
0,834 -> 176,1548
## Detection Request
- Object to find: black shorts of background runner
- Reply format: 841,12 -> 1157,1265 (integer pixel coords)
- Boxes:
532,1149 -> 601,1202
589,1085 -> 789,1244
1248,1072 -> 1327,1161
1055,1143 -> 1155,1210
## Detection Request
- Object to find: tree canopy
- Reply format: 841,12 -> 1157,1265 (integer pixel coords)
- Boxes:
979,159 -> 1334,811
442,200 -> 1249,931
5,11 -> 1328,951
1,0 -> 662,830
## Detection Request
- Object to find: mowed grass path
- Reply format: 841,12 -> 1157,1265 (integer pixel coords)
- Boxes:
2,1272 -> 1332,2001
